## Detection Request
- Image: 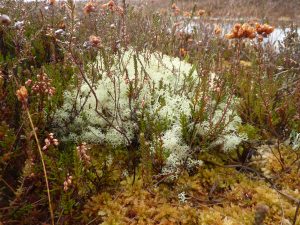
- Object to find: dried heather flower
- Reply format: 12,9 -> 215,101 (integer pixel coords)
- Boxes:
76,142 -> 91,165
196,9 -> 206,16
171,3 -> 177,10
84,1 -> 97,14
30,72 -> 55,97
226,23 -> 254,39
25,79 -> 32,86
141,98 -> 145,108
214,25 -> 222,35
257,34 -> 264,42
179,48 -> 187,57
58,21 -> 66,30
0,14 -> 11,26
101,0 -> 123,14
107,0 -> 116,10
171,3 -> 180,16
101,3 -> 108,9
0,72 -> 3,86
16,86 -> 28,103
63,174 -> 73,192
183,11 -> 191,17
256,23 -> 274,36
53,139 -> 59,146
48,0 -> 56,5
226,22 -> 274,40
89,35 -> 102,48
225,33 -> 235,39
42,133 -> 59,150
115,6 -> 124,15
101,0 -> 115,11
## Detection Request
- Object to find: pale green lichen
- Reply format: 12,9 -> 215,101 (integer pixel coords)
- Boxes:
54,49 -> 246,174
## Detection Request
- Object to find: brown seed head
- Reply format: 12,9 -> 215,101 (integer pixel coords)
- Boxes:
225,22 -> 271,39
115,6 -> 124,15
183,11 -> 191,17
49,0 -> 56,5
171,3 -> 177,10
89,35 -> 101,47
107,0 -> 115,9
257,34 -> 263,42
16,86 -> 28,103
256,23 -> 274,36
196,9 -> 205,16
84,2 -> 97,14
171,3 -> 180,15
179,48 -> 187,57
214,25 -> 222,35
225,33 -> 235,39
0,14 -> 11,26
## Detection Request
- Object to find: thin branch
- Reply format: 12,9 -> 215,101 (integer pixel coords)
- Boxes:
293,201 -> 300,225
0,177 -> 16,194
26,109 -> 55,225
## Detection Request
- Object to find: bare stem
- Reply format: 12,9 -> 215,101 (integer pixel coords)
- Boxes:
26,108 -> 55,225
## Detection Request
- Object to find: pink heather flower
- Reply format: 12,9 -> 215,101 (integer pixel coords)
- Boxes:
31,73 -> 55,97
63,174 -> 73,192
53,139 -> 59,146
77,142 -> 91,165
25,79 -> 32,86
42,133 -> 59,150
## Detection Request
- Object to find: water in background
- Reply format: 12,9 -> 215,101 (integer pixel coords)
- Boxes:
177,18 -> 300,49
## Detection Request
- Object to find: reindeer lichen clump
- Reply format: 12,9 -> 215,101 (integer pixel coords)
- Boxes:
55,49 -> 246,175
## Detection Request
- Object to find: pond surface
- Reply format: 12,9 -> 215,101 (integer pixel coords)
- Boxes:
178,18 -> 300,49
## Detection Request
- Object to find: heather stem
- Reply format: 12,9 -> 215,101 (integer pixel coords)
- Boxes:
26,108 -> 55,225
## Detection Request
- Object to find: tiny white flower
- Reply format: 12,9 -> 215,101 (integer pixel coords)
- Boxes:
178,191 -> 187,203
14,21 -> 24,29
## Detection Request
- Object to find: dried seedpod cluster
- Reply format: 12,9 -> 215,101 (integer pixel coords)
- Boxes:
0,14 -> 11,26
255,23 -> 275,41
89,35 -> 102,48
84,0 -> 124,15
83,1 -> 97,14
101,0 -> 124,14
196,9 -> 206,16
171,3 -> 181,16
171,4 -> 205,17
63,174 -> 73,192
179,48 -> 188,57
42,133 -> 59,151
48,0 -> 56,5
76,142 -> 91,165
214,25 -> 222,35
25,72 -> 56,97
16,86 -> 28,104
225,22 -> 274,40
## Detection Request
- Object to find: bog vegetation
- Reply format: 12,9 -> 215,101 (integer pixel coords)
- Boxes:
1,0 -> 300,224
